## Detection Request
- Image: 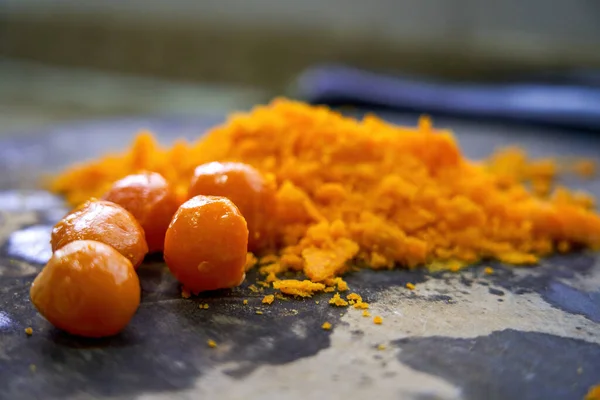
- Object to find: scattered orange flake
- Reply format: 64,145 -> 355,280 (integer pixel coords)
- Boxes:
203,303 -> 209,309
257,281 -> 270,288
321,322 -> 332,330
255,310 -> 264,315
353,301 -> 369,309
585,384 -> 600,400
243,299 -> 248,305
325,277 -> 349,292
248,284 -> 259,293
405,282 -> 416,290
207,339 -> 217,348
329,293 -> 349,307
347,293 -> 362,302
259,254 -> 279,265
245,252 -> 258,271
181,288 -> 191,299
557,241 -> 570,253
262,294 -> 275,305
484,267 -> 494,275
572,159 -> 596,178
264,272 -> 279,283
373,316 -> 383,325
273,280 -> 325,297
315,300 -> 320,304
362,310 -> 371,317
24,327 -> 33,336
377,344 -> 386,351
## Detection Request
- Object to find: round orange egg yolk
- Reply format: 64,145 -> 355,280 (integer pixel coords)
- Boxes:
164,195 -> 248,293
30,240 -> 141,338
188,162 -> 276,253
103,171 -> 180,253
51,199 -> 148,268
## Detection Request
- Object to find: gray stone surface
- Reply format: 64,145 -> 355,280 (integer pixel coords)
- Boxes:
0,113 -> 599,400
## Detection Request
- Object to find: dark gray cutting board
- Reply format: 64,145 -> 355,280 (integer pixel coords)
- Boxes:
0,113 -> 599,400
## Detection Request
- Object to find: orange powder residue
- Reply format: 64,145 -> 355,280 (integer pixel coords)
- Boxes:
262,294 -> 275,305
49,99 -> 600,292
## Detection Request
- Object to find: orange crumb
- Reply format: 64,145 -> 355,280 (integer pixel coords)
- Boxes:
259,254 -> 279,265
245,252 -> 258,271
50,99 -> 600,286
329,293 -> 349,307
262,294 -> 275,305
377,344 -> 386,350
207,339 -> 217,348
181,288 -> 191,299
273,280 -> 325,297
405,282 -> 416,290
347,293 -> 362,302
373,316 -> 383,325
557,241 -> 570,253
353,301 -> 369,309
362,310 -> 371,317
585,384 -> 600,400
203,303 -> 209,309
322,322 -> 332,330
248,284 -> 259,293
484,267 -> 494,275
243,299 -> 248,305
572,159 -> 596,178
24,327 -> 33,336
315,300 -> 320,304
255,310 -> 264,315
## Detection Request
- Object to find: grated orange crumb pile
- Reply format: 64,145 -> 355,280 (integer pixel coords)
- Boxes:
50,99 -> 600,296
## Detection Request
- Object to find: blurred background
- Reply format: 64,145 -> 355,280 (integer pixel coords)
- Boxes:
1,0 -> 600,133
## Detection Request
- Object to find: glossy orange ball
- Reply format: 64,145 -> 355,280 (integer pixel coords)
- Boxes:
30,240 -> 140,338
103,172 -> 180,253
51,199 -> 148,268
164,195 -> 248,293
188,162 -> 276,252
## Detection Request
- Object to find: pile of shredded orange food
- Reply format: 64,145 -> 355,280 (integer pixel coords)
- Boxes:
50,99 -> 600,297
